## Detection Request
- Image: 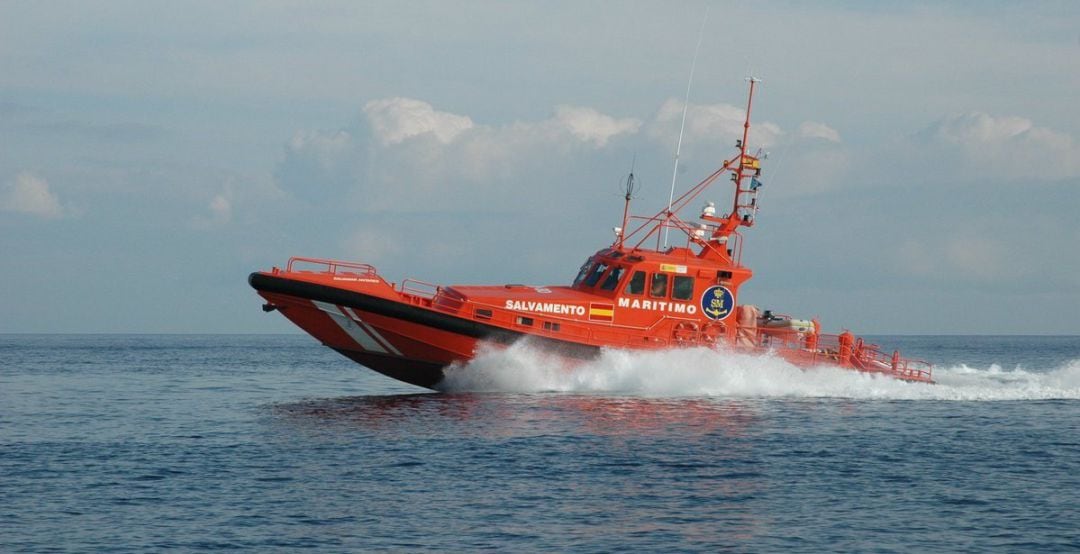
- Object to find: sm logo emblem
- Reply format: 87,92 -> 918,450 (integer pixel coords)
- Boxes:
700,286 -> 734,320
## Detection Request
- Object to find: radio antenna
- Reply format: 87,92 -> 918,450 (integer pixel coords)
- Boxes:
616,155 -> 638,249
664,9 -> 709,247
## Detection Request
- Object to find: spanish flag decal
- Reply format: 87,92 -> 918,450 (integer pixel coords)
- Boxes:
589,302 -> 614,322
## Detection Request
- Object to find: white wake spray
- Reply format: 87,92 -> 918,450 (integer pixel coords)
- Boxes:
439,340 -> 1080,401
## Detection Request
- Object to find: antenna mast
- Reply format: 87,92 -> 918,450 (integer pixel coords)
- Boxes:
664,10 -> 709,248
732,76 -> 759,219
616,160 -> 637,249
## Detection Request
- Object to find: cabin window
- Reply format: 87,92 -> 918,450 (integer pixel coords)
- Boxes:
624,270 -> 646,295
600,266 -> 624,291
543,321 -> 561,332
475,308 -> 493,320
573,260 -> 594,286
649,273 -> 669,298
673,276 -> 694,301
583,262 -> 609,287
717,270 -> 733,282
515,316 -> 534,326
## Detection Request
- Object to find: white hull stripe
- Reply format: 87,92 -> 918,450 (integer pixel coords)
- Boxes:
343,307 -> 403,356
312,300 -> 389,354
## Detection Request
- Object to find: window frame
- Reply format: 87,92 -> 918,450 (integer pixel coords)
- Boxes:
672,275 -> 695,301
624,270 -> 646,295
649,273 -> 669,298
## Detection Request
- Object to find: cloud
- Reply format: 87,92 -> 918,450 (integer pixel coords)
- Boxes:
913,112 -> 1079,181
276,97 -> 643,211
931,112 -> 1031,144
275,95 -> 858,220
1,172 -> 64,218
797,121 -> 841,143
288,129 -> 352,160
363,97 -> 474,145
554,105 -> 641,147
647,99 -> 784,155
796,111 -> 1079,196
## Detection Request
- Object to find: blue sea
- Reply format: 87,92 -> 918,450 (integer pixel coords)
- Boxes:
3,334 -> 1079,552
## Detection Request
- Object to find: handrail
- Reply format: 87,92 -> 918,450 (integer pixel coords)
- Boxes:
400,278 -> 440,300
285,256 -> 377,276
754,327 -> 933,382
620,213 -> 744,265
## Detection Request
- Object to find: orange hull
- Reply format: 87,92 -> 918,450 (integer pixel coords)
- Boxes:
249,259 -> 932,390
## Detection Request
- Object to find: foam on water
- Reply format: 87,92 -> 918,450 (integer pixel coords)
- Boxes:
439,340 -> 1080,400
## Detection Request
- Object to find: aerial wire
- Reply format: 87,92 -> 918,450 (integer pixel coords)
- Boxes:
664,8 -> 709,247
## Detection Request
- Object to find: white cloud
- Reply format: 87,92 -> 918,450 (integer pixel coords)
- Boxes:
931,112 -> 1031,144
797,121 -> 841,143
1,172 -> 64,218
277,95 -> 854,217
917,112 -> 1079,180
554,105 -> 641,147
363,98 -> 474,145
648,99 -> 784,154
277,97 -> 644,212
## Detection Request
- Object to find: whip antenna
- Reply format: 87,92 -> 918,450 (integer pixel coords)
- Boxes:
664,9 -> 709,247
615,155 -> 639,249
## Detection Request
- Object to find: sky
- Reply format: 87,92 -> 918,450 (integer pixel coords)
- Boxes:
1,1 -> 1078,334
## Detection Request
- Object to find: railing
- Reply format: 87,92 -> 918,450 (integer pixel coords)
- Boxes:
621,215 -> 744,265
754,327 -> 933,382
399,278 -> 440,300
284,256 -> 377,276
854,346 -> 933,382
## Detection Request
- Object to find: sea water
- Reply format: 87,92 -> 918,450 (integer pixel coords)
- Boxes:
2,334 -> 1078,551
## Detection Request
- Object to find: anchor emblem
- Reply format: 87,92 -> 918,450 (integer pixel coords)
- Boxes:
700,285 -> 734,321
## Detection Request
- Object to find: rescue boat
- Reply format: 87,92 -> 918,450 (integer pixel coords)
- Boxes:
249,80 -> 933,389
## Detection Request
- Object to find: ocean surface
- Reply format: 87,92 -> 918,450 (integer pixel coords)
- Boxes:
3,334 -> 1079,552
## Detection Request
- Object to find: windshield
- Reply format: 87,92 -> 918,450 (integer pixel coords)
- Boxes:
583,263 -> 609,287
600,267 -> 624,291
572,260 -> 594,286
